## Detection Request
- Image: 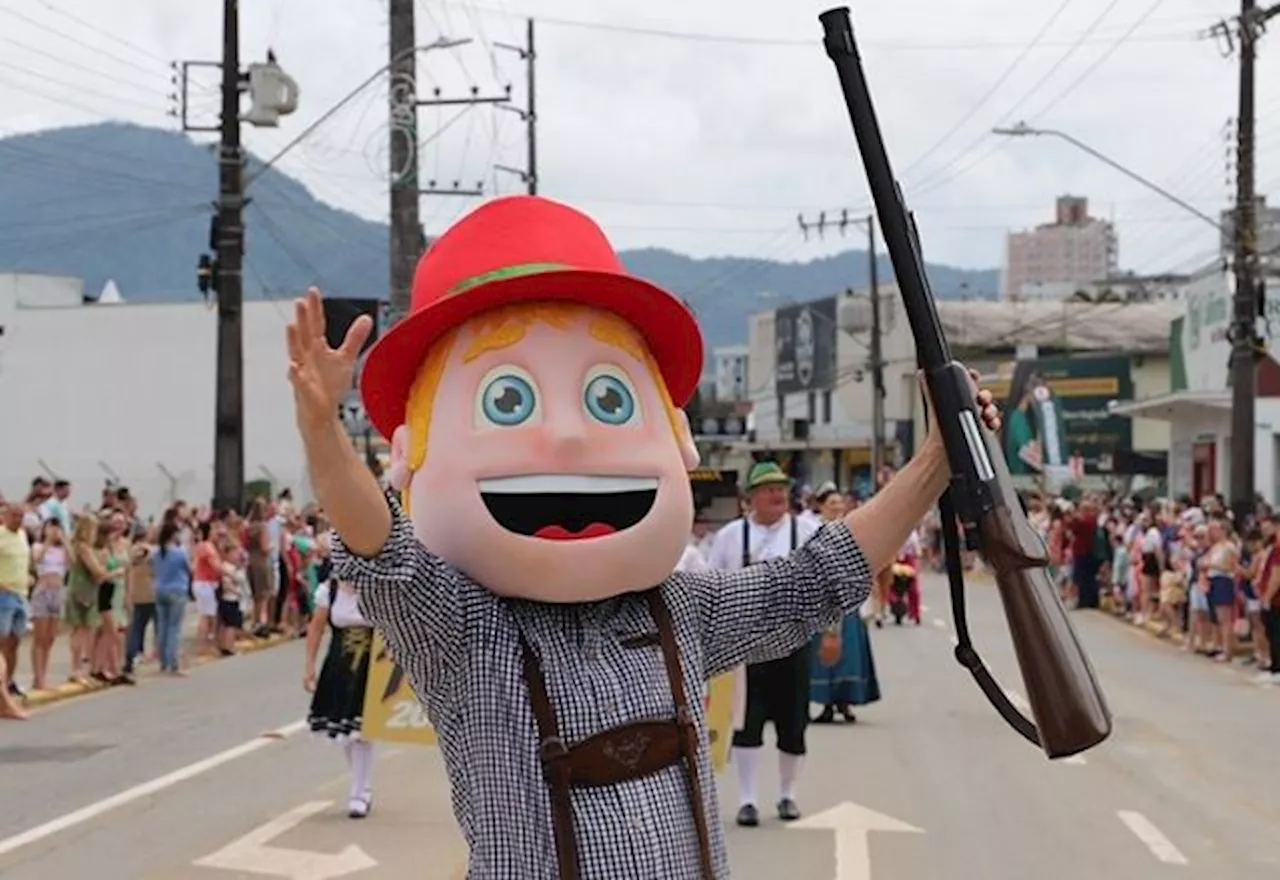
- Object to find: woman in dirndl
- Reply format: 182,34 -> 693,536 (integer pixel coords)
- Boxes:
809,487 -> 882,723
304,578 -> 376,818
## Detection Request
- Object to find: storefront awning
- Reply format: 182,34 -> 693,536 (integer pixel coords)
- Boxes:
1108,389 -> 1229,423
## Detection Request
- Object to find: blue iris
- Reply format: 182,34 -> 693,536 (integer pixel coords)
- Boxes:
481,374 -> 537,426
583,374 -> 635,425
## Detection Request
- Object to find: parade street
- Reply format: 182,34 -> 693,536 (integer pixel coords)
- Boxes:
1,574 -> 1278,880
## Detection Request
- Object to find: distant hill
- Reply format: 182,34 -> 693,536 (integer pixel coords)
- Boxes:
0,122 -> 998,350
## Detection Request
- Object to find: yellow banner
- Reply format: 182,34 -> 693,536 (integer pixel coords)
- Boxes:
361,633 -> 437,745
363,634 -> 734,773
704,671 -> 734,773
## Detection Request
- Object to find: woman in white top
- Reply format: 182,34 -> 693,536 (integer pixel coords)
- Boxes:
29,520 -> 69,691
304,579 -> 377,819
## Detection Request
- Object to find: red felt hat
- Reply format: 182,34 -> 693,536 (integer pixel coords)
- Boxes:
360,195 -> 704,440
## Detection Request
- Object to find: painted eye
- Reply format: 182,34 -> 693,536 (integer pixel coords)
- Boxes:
582,366 -> 639,426
476,367 -> 540,428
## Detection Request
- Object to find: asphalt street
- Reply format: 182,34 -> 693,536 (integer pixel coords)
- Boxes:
1,573 -> 1278,879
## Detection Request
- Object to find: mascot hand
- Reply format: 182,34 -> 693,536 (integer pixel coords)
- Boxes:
286,287 -> 373,429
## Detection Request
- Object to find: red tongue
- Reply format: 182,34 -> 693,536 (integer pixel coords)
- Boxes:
533,523 -> 618,541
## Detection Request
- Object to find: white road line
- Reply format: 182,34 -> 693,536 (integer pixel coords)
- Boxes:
932,618 -> 947,629
1060,755 -> 1088,765
1117,810 -> 1189,864
0,719 -> 306,858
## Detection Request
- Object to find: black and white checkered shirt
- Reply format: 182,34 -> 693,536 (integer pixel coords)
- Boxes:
333,497 -> 872,879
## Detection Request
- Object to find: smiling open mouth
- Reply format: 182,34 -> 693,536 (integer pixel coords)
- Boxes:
478,475 -> 658,540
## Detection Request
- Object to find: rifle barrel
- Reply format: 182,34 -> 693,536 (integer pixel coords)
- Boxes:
819,7 -> 949,368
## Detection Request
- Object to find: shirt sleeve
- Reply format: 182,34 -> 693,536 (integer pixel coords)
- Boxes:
674,519 -> 874,678
329,492 -> 467,696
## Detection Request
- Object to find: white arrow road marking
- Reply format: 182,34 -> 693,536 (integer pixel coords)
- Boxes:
1117,810 -> 1188,864
0,720 -> 307,858
1001,689 -> 1087,763
787,801 -> 923,880
194,801 -> 378,879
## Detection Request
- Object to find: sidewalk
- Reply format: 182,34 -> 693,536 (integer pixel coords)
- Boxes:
16,612 -> 292,708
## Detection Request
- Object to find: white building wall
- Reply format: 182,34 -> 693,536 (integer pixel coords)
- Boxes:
0,296 -> 312,516
746,299 -> 919,450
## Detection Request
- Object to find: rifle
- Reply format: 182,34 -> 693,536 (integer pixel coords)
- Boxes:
819,7 -> 1112,759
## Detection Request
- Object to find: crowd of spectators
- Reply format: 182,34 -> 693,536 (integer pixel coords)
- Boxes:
1022,490 -> 1280,683
0,477 -> 332,720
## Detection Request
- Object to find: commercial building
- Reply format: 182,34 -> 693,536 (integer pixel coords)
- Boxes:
1001,196 -> 1119,301
744,291 -> 1177,496
710,344 -> 749,402
1111,260 -> 1280,503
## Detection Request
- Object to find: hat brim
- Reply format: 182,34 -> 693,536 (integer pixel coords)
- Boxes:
361,268 -> 704,440
747,474 -> 792,491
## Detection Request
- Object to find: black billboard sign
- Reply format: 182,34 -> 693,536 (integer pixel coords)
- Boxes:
774,297 -> 837,394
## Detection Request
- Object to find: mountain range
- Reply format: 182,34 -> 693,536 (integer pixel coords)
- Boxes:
0,122 -> 999,350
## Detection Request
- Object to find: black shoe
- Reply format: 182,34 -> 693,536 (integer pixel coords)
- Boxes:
837,704 -> 857,723
735,804 -> 759,827
813,705 -> 835,724
777,798 -> 801,821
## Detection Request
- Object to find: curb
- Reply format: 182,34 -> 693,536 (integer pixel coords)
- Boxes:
22,632 -> 294,709
1095,605 -> 1260,663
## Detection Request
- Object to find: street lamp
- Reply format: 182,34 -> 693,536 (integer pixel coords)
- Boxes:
992,121 -> 1223,231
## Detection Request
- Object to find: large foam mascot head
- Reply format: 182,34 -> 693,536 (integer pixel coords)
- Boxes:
360,196 -> 703,602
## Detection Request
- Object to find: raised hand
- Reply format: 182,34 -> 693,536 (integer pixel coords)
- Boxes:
286,287 -> 373,430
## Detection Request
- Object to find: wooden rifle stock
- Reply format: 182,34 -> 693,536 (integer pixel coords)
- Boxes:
820,6 -> 1111,758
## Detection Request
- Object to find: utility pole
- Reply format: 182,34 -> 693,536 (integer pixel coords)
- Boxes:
495,18 -> 538,194
1214,1 -> 1280,524
865,216 -> 886,480
797,210 -> 887,481
175,3 -> 297,512
211,0 -> 245,514
388,0 -> 420,326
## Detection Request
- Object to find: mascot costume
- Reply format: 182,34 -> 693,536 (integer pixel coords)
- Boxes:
286,194 -> 998,880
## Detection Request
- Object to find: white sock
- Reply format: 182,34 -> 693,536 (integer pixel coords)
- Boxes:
349,740 -> 374,801
778,752 -> 803,801
343,740 -> 354,767
733,746 -> 761,807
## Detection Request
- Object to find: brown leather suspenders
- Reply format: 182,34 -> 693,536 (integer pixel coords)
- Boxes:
518,591 -> 715,879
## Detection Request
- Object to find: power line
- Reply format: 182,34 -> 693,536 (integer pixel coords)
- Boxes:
897,0 -> 1079,181
1028,0 -> 1171,121
0,3 -> 171,81
908,0 -> 1129,195
420,1 -> 1202,50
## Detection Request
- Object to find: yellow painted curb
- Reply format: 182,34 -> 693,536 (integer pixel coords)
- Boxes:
23,633 -> 294,710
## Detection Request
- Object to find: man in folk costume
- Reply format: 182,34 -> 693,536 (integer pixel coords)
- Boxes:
705,462 -> 818,826
285,195 -> 1001,879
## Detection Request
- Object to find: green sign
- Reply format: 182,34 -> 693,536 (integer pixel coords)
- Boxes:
991,354 -> 1134,476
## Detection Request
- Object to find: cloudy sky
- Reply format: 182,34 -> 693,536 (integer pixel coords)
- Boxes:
1,0 -> 1276,277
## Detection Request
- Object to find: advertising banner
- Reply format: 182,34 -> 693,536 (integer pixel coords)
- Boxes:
988,354 -> 1133,480
774,297 -> 837,394
362,633 -> 438,745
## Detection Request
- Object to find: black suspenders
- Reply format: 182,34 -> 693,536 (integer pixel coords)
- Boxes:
740,515 -> 798,567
